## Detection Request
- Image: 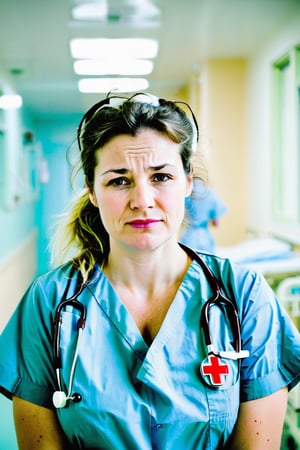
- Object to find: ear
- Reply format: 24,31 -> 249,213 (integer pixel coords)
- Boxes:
85,180 -> 98,207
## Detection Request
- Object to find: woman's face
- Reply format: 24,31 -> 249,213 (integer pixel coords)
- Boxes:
89,129 -> 192,252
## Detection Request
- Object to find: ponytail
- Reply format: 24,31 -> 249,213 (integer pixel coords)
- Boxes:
50,190 -> 109,282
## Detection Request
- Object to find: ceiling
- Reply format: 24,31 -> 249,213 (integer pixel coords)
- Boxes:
1,0 -> 300,118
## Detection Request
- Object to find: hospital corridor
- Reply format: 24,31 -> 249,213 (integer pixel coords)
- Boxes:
1,0 -> 300,448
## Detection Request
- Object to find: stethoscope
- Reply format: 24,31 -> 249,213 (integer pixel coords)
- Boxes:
52,271 -> 86,408
52,245 -> 249,408
180,244 -> 249,388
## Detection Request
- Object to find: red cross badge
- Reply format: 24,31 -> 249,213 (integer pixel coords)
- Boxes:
200,354 -> 229,386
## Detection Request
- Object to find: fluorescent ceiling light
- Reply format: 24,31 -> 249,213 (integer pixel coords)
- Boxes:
71,0 -> 160,22
0,94 -> 22,109
70,38 -> 159,59
74,59 -> 153,76
72,1 -> 108,20
78,78 -> 149,93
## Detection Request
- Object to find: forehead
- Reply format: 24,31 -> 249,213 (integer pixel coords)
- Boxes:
96,129 -> 182,168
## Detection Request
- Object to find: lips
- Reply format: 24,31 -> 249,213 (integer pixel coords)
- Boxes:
128,219 -> 161,229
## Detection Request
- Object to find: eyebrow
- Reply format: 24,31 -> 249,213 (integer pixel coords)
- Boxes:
100,164 -> 172,176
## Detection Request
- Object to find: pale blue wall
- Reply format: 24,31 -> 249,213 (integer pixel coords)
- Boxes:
0,201 -> 36,260
34,115 -> 81,274
0,110 -> 82,272
0,107 -> 37,449
0,110 -> 81,446
0,108 -> 36,263
0,108 -> 81,273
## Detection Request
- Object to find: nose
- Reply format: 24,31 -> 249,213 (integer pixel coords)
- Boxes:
129,181 -> 155,210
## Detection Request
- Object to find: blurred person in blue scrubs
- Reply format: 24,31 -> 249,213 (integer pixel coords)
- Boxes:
180,177 -> 227,253
0,93 -> 299,450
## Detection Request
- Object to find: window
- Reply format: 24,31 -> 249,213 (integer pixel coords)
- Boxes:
271,46 -> 300,241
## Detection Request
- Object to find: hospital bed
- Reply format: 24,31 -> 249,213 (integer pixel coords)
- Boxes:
217,236 -> 300,290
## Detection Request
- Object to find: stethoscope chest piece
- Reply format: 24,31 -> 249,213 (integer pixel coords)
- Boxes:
53,391 -> 68,409
52,390 -> 83,408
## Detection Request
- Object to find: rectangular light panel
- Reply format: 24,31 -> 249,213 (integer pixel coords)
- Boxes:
70,38 -> 159,59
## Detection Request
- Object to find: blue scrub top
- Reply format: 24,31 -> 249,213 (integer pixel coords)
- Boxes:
0,253 -> 300,449
181,179 -> 227,253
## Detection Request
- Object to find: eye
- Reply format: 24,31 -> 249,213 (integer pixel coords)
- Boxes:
107,177 -> 130,187
152,173 -> 173,183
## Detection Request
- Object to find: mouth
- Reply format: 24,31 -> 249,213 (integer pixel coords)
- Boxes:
128,219 -> 161,229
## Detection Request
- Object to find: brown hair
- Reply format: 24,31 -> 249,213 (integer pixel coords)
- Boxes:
51,93 -> 198,281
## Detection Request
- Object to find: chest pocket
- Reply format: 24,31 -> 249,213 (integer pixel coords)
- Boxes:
205,380 -> 240,449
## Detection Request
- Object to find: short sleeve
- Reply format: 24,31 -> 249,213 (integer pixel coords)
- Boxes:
0,269 -> 72,408
237,270 -> 300,401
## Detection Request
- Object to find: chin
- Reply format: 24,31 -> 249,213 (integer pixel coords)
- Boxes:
128,234 -> 175,252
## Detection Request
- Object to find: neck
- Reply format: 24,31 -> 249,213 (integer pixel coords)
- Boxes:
104,241 -> 190,294
103,241 -> 192,344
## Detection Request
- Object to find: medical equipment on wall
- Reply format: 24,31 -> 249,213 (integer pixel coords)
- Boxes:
52,245 -> 249,408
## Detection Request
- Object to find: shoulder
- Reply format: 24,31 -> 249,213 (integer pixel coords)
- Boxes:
32,262 -> 74,292
191,250 -> 267,309
22,263 -> 80,312
194,250 -> 256,279
30,263 -> 104,306
36,262 -> 74,281
188,250 -> 300,397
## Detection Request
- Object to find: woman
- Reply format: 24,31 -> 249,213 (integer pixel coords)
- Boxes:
180,177 -> 228,253
0,93 -> 299,449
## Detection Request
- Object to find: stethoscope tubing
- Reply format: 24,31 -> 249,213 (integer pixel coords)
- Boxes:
179,243 -> 241,349
53,245 -> 248,406
52,270 -> 86,407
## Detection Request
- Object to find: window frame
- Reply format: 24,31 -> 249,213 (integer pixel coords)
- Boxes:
271,46 -> 300,243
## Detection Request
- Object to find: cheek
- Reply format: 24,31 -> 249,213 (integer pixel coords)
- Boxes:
98,192 -> 125,224
161,190 -> 186,216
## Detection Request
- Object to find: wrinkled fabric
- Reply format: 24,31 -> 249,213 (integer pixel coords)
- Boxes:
0,253 -> 299,449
